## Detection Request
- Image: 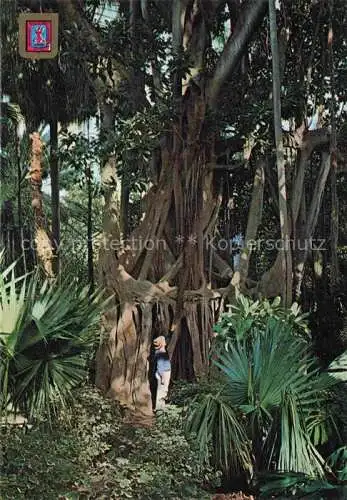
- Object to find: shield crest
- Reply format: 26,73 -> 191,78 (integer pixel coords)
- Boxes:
18,13 -> 58,59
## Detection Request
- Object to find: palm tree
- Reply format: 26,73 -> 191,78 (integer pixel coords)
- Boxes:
0,253 -> 108,422
186,318 -> 347,482
2,1 -> 98,274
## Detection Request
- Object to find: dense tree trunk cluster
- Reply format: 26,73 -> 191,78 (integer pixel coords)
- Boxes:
92,0 -> 275,417
6,0 -> 345,418
91,0 -> 346,417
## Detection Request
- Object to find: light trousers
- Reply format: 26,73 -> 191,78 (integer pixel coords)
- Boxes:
155,370 -> 171,410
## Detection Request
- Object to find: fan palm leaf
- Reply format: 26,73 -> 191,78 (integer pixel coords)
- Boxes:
187,317 -> 346,479
186,391 -> 253,477
0,258 -> 110,421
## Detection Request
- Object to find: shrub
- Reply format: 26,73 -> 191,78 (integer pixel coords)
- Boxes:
186,318 -> 347,484
213,294 -> 310,350
0,256 -> 108,421
1,386 -> 221,499
257,446 -> 347,498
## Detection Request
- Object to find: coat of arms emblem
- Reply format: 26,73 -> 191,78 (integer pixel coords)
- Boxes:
28,22 -> 51,51
18,13 -> 58,59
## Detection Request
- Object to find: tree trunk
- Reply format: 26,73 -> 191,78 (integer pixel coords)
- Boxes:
28,132 -> 54,279
293,152 -> 331,298
95,88 -> 222,417
269,0 -> 292,306
86,162 -> 94,292
94,0 -> 273,418
95,99 -> 155,422
50,119 -> 60,275
330,157 -> 339,292
328,6 -> 339,293
16,135 -> 22,230
120,178 -> 130,238
232,160 -> 265,295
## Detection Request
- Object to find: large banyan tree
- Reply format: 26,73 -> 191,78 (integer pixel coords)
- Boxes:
12,0 -> 346,417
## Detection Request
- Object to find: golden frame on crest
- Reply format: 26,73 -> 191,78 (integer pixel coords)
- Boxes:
18,13 -> 59,59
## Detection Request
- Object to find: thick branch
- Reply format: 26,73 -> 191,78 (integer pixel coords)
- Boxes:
291,149 -> 310,228
306,152 -> 331,237
57,0 -> 128,98
291,128 -> 330,227
213,252 -> 234,279
284,128 -> 330,150
208,162 -> 245,172
208,0 -> 267,106
292,152 -> 331,299
172,0 -> 183,103
159,254 -> 183,283
232,160 -> 265,292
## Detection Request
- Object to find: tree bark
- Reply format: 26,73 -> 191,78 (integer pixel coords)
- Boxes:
330,157 -> 339,292
28,132 -> 54,279
86,162 -> 94,292
16,135 -> 22,230
293,152 -> 331,298
328,4 -> 339,293
50,119 -> 60,275
94,0 -> 276,417
232,160 -> 265,295
269,0 -> 292,306
120,178 -> 130,238
208,0 -> 268,106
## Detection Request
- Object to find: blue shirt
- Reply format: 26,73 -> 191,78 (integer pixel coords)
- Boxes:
155,351 -> 171,375
231,233 -> 244,250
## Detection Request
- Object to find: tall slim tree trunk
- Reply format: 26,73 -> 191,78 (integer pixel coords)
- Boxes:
28,132 -> 54,279
86,162 -> 94,292
232,160 -> 265,295
50,119 -> 60,275
328,2 -> 339,292
330,162 -> 339,292
16,135 -> 22,230
293,152 -> 331,298
120,178 -> 130,238
268,0 -> 292,306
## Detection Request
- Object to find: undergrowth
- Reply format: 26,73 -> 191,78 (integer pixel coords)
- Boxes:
0,386 -> 221,499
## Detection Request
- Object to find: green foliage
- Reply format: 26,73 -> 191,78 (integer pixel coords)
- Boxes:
114,109 -> 167,169
257,447 -> 347,498
58,131 -> 100,187
213,294 -> 310,349
1,387 -> 220,499
169,379 -> 220,407
58,185 -> 103,283
186,391 -> 253,478
186,317 -> 346,480
0,256 -> 107,420
257,470 -> 347,499
0,102 -> 32,222
326,350 -> 347,382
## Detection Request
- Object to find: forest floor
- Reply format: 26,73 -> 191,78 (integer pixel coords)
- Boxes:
0,385 -> 232,500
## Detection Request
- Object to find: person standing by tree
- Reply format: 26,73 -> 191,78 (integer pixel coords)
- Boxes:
153,336 -> 171,411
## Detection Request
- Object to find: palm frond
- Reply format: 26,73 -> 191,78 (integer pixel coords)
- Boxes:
327,446 -> 347,481
190,318 -> 346,478
278,391 -> 325,477
0,259 -> 109,420
185,391 -> 253,477
257,471 -> 345,498
327,350 -> 347,382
